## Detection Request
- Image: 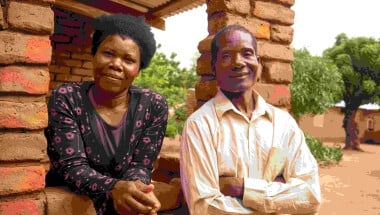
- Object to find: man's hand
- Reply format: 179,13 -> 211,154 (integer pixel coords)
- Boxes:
219,177 -> 244,198
111,180 -> 161,215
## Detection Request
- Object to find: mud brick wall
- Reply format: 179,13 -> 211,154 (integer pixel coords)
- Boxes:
0,0 -> 296,214
48,7 -> 94,97
0,0 -> 54,214
195,0 -> 295,111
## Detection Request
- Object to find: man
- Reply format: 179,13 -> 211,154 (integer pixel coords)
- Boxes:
180,25 -> 321,214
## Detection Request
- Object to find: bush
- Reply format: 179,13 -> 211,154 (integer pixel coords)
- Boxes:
305,134 -> 343,165
165,106 -> 187,138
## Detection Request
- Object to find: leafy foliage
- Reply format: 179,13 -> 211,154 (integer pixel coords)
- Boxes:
134,45 -> 199,107
324,33 -> 380,108
134,45 -> 198,137
323,34 -> 380,146
290,48 -> 344,120
305,134 -> 343,165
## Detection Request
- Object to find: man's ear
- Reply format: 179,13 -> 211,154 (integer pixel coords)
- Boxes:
211,63 -> 216,78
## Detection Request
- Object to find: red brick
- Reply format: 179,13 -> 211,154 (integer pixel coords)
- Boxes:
7,1 -> 54,34
0,101 -> 47,129
49,81 -> 64,91
72,68 -> 92,76
81,76 -> 94,82
0,166 -> 45,195
253,83 -> 291,107
197,35 -> 213,53
262,61 -> 293,84
0,66 -> 50,94
271,24 -> 294,44
195,80 -> 219,102
72,37 -> 92,47
207,0 -> 251,15
254,0 -> 295,6
257,40 -> 294,62
72,53 -> 92,61
52,50 -> 71,58
196,52 -> 213,76
152,181 -> 182,211
82,61 -> 93,69
55,74 -> 82,82
253,1 -> 294,25
55,44 -> 82,53
50,34 -> 71,43
0,6 -> 7,29
208,13 -> 270,40
0,31 -> 52,64
45,187 -> 96,215
49,65 -> 71,74
59,19 -> 84,27
56,58 -> 82,68
0,131 -> 47,162
0,197 -> 45,215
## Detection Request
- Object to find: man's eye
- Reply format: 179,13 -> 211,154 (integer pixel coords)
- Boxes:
103,51 -> 114,57
243,51 -> 254,57
222,53 -> 231,59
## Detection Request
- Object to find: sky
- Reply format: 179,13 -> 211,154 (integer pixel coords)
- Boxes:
152,0 -> 380,69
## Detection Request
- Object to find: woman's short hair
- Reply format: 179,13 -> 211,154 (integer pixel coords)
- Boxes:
91,13 -> 156,70
211,25 -> 257,66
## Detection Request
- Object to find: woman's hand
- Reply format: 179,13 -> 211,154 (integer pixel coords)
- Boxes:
111,180 -> 161,215
219,177 -> 244,198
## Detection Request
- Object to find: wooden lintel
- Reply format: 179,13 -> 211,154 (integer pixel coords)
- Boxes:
51,0 -> 166,30
110,0 -> 149,13
52,0 -> 110,19
152,0 -> 202,18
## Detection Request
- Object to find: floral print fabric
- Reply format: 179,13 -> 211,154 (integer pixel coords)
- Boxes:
45,81 -> 168,214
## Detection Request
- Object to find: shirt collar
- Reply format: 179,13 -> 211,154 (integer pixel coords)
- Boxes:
214,89 -> 273,122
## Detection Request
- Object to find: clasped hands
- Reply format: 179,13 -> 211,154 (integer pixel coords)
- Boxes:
111,180 -> 160,215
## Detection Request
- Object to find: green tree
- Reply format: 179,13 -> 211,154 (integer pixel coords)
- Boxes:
290,48 -> 344,120
324,33 -> 380,150
134,45 -> 198,106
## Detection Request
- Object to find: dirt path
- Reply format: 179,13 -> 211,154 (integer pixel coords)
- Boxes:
318,143 -> 380,215
161,138 -> 380,214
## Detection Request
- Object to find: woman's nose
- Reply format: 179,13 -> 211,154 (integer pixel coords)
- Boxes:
110,57 -> 123,71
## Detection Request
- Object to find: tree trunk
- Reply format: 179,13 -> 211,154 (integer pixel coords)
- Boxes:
343,109 -> 361,150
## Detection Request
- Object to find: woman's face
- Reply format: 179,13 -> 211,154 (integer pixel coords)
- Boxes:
92,34 -> 141,94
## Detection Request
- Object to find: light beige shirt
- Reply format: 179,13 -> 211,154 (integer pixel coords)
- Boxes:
180,90 -> 321,215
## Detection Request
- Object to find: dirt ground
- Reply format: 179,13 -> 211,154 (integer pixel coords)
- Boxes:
318,142 -> 380,215
161,137 -> 380,214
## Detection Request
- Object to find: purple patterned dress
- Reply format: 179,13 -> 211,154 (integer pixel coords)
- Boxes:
45,81 -> 168,214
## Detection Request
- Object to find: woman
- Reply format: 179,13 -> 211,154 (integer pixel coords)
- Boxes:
45,14 -> 168,215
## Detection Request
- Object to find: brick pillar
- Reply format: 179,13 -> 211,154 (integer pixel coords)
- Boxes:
0,0 -> 54,214
195,0 -> 295,111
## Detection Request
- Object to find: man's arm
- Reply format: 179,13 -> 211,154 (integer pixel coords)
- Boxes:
180,119 -> 255,215
241,129 -> 321,214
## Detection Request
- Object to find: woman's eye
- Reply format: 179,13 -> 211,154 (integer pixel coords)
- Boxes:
123,57 -> 135,63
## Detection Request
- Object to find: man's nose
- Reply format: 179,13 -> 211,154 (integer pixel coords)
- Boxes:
232,54 -> 245,68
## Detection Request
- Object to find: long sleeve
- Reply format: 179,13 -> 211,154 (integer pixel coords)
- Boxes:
180,119 -> 255,215
242,129 -> 321,214
122,93 -> 168,183
46,85 -> 118,197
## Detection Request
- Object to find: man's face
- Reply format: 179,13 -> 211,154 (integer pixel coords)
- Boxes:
213,30 -> 259,93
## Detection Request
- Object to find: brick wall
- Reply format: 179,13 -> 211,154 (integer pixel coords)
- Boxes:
0,0 -> 54,214
48,7 -> 94,97
195,0 -> 295,111
0,0 -> 297,214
